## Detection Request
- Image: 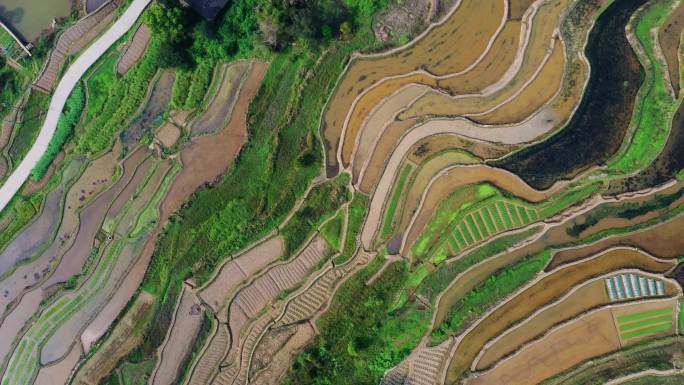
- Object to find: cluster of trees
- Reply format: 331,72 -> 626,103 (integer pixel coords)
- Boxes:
145,0 -> 387,68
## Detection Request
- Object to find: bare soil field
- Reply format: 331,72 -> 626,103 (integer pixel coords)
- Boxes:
658,1 -> 683,96
322,0 -> 506,174
34,343 -> 82,385
511,0 -> 538,19
150,285 -> 202,385
156,122 -> 181,148
72,291 -> 155,385
227,236 -> 328,343
66,142 -> 121,212
199,236 -> 285,313
443,248 -> 675,383
191,61 -> 251,136
474,39 -> 565,124
160,62 -> 268,222
345,84 -> 427,170
475,274 -> 678,370
466,309 -> 620,385
117,24 -> 152,75
437,21 -> 523,94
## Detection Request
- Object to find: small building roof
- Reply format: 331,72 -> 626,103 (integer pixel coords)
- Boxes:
183,0 -> 230,20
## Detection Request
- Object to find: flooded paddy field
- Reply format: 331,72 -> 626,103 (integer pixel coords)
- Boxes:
494,0 -> 647,189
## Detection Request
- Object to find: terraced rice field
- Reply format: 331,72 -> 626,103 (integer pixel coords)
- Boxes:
3,0 -> 684,384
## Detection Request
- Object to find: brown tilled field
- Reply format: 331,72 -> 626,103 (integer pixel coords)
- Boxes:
475,274 -> 679,370
473,39 -> 565,124
400,0 -> 569,120
466,308 -> 620,385
443,248 -> 676,384
346,84 -> 427,171
323,0 -> 506,173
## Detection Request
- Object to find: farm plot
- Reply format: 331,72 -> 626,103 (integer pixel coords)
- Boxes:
150,284 -> 202,385
658,1 -> 684,96
199,236 -> 285,314
0,157 -> 82,282
466,308 -> 621,385
398,165 -> 558,256
121,70 -> 175,149
475,272 -> 679,371
469,298 -> 679,385
442,247 -> 676,384
322,0 -> 506,174
72,292 -> 156,385
346,84 -> 427,174
380,150 -> 480,241
550,208 -> 684,269
159,62 -> 268,222
117,24 -> 152,75
43,149 -> 151,287
190,61 -> 251,136
33,343 -> 81,385
400,0 -> 570,120
610,297 -> 678,345
226,236 -> 328,345
541,336 -> 684,384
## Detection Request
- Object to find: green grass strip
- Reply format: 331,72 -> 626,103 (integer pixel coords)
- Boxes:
498,202 -> 513,228
617,307 -> 672,323
473,212 -> 490,237
481,208 -> 497,233
466,215 -> 483,242
488,206 -> 505,230
619,315 -> 672,332
459,223 -> 474,245
381,163 -> 413,238
621,322 -> 672,340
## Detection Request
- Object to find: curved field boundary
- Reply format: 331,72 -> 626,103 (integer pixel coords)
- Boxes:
604,368 -> 684,384
397,164 -> 566,254
359,114 -> 567,250
321,0 -> 509,174
441,247 -> 676,384
400,0 -> 567,120
465,297 -> 679,385
0,0 -> 152,214
472,269 -> 681,371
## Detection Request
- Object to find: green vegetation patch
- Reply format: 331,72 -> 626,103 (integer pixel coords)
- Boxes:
283,257 -> 430,385
606,0 -> 681,175
280,174 -> 350,256
381,163 -> 414,239
335,192 -> 369,264
617,307 -> 672,323
8,91 -> 49,165
432,250 -> 552,343
618,314 -> 672,332
320,210 -> 344,251
621,322 -> 672,340
31,83 -> 85,180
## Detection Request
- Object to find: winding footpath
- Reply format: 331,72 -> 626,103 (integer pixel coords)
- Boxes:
0,0 -> 152,213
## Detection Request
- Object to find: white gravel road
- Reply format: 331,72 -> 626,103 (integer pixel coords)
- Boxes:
0,0 -> 152,212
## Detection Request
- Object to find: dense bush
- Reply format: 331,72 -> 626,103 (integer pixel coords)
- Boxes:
31,84 -> 85,180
